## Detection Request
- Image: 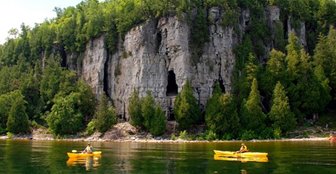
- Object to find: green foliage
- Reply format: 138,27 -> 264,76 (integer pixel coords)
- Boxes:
241,78 -> 266,133
128,90 -> 167,136
205,130 -> 217,141
141,91 -> 156,130
149,106 -> 166,136
95,94 -> 117,133
314,28 -> 336,98
86,119 -> 96,135
6,91 -> 30,134
128,89 -> 143,127
269,82 -> 296,134
190,7 -> 209,65
7,132 -> 14,139
285,33 -> 331,122
174,80 -> 201,130
178,130 -> 189,140
273,21 -> 286,51
273,127 -> 282,139
40,58 -> 63,110
171,134 -> 177,140
0,93 -> 13,129
241,130 -> 257,140
46,93 -> 83,135
261,49 -> 287,98
205,83 -> 240,138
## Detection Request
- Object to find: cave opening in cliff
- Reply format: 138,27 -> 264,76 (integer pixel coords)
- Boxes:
214,79 -> 225,93
166,70 -> 178,96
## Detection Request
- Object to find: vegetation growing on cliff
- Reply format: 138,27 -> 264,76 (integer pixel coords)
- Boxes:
0,0 -> 335,140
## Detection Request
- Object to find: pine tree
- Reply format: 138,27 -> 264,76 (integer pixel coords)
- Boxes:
6,91 -> 29,134
149,105 -> 166,136
128,89 -> 143,127
286,32 -> 302,80
314,28 -> 336,98
241,78 -> 266,132
174,80 -> 200,130
205,82 -> 223,135
269,82 -> 296,134
141,91 -> 155,130
95,94 -> 117,133
264,49 -> 287,91
205,82 -> 240,138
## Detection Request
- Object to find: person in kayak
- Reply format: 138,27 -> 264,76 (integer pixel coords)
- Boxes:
83,143 -> 93,154
237,143 -> 248,153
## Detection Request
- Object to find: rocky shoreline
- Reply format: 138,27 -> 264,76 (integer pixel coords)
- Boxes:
0,122 -> 333,143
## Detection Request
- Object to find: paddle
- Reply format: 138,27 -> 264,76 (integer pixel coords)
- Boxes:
72,150 -> 78,153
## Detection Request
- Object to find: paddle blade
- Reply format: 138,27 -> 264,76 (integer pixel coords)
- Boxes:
72,150 -> 77,153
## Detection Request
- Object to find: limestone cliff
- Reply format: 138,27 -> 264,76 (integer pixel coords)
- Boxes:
75,6 -> 305,120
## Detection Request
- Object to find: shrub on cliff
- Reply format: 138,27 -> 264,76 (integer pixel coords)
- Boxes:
174,80 -> 201,130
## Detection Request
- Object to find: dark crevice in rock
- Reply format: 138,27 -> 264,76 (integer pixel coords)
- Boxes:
214,79 -> 225,93
156,31 -> 162,53
103,52 -> 110,97
166,70 -> 178,96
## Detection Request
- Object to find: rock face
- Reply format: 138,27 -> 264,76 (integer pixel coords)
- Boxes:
82,35 -> 107,97
74,6 -> 304,119
103,10 -> 239,119
288,16 -> 307,47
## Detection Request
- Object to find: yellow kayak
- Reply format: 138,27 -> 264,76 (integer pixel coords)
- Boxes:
214,150 -> 268,158
214,154 -> 268,163
67,151 -> 102,158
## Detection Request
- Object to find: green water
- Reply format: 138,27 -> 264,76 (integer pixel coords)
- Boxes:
0,140 -> 335,173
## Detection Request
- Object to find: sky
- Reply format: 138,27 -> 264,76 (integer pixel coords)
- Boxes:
0,0 -> 83,44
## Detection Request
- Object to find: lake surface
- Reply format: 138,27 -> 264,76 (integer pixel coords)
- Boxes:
0,139 -> 335,173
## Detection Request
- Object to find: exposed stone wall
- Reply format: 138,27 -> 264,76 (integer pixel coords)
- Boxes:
75,5 -> 306,120
81,35 -> 107,97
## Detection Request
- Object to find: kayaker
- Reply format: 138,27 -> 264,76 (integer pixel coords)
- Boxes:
237,143 -> 248,153
83,143 -> 93,154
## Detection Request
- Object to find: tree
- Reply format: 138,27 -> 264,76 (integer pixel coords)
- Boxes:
263,49 -> 287,95
286,32 -> 302,80
6,91 -> 29,134
40,58 -> 63,110
314,28 -> 336,98
174,80 -> 201,130
141,91 -> 156,130
206,86 -> 240,138
0,93 -> 12,130
95,94 -> 117,133
149,106 -> 166,136
269,82 -> 296,135
128,89 -> 143,127
46,93 -> 83,135
241,78 -> 266,133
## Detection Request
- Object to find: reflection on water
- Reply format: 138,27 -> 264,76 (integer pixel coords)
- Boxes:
67,156 -> 101,171
0,140 -> 336,173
